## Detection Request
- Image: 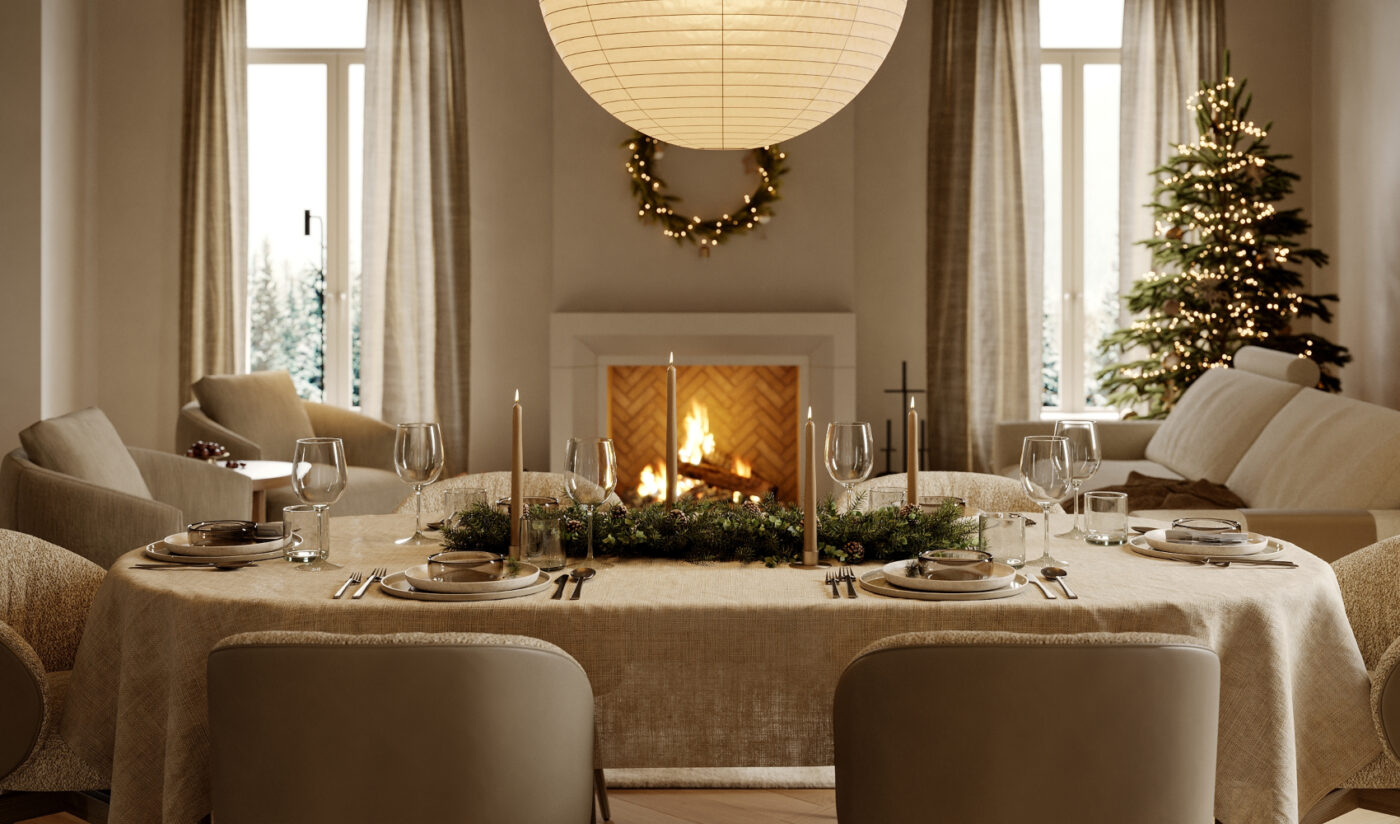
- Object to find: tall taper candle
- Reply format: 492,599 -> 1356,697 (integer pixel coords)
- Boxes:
803,407 -> 818,566
906,397 -> 918,508
666,352 -> 678,507
511,389 -> 523,558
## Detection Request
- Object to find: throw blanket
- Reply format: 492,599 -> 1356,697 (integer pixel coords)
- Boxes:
1081,472 -> 1247,511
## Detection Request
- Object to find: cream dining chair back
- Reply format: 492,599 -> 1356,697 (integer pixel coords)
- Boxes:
398,471 -> 622,517
838,470 -> 1061,514
833,630 -> 1219,824
207,631 -> 595,824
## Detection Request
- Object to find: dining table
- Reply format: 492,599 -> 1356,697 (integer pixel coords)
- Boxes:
62,513 -> 1378,824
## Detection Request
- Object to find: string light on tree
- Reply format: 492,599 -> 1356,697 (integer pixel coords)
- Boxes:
1097,60 -> 1350,415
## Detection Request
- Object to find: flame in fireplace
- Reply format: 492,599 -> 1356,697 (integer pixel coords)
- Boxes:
636,400 -> 751,501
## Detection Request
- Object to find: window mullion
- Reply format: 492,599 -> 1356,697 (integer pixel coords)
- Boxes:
1063,52 -> 1084,412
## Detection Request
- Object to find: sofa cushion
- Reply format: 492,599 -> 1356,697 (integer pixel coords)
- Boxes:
1227,390 -> 1400,509
1233,346 -> 1321,387
193,371 -> 316,463
1144,368 -> 1304,484
18,408 -> 152,500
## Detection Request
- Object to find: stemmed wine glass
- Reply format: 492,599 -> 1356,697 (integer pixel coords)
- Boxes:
394,422 -> 445,546
291,437 -> 348,563
1019,435 -> 1071,568
1053,420 -> 1102,540
565,437 -> 617,562
825,422 -> 875,511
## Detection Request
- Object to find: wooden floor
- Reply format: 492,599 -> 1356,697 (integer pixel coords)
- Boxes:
16,795 -> 1400,824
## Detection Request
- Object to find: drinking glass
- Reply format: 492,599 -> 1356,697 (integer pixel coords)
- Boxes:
980,512 -> 1026,568
1053,420 -> 1102,539
442,487 -> 487,532
1019,435 -> 1071,568
523,516 -> 566,571
825,423 -> 875,510
394,422 -> 445,545
1084,491 -> 1129,545
564,437 -> 617,562
868,489 -> 904,510
282,505 -> 326,563
290,437 -> 348,565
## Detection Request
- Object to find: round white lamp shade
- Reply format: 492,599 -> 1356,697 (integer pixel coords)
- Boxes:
540,0 -> 907,150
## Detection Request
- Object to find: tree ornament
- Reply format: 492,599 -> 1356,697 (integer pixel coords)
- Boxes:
1163,299 -> 1181,316
1165,226 -> 1185,240
623,132 -> 787,255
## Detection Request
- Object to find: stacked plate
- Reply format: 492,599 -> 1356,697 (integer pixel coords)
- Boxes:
380,557 -> 552,602
858,559 -> 1027,601
1129,529 -> 1283,563
143,532 -> 290,564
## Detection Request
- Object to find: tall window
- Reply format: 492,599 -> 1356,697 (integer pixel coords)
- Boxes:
1040,0 -> 1122,413
246,0 -> 366,407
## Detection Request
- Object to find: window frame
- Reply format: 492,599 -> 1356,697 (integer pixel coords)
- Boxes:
1040,47 -> 1121,418
245,47 -> 363,408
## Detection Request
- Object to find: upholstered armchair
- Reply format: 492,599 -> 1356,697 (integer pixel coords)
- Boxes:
176,371 -> 407,517
0,530 -> 108,816
1,408 -> 250,569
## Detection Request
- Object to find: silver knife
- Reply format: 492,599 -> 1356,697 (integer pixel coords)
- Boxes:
551,574 -> 570,600
1026,577 -> 1057,599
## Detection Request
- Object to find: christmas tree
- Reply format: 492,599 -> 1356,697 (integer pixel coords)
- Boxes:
1098,69 -> 1350,417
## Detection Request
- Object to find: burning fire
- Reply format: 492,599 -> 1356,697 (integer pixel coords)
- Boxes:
637,400 -> 753,500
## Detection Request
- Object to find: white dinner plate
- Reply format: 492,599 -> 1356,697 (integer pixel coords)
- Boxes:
1128,535 -> 1285,564
858,570 -> 1027,601
143,542 -> 287,565
1141,528 -> 1271,557
159,531 -> 289,557
379,571 -> 553,602
880,560 -> 1017,593
402,560 -> 541,594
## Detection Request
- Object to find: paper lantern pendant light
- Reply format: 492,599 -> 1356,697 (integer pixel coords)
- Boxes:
539,0 -> 907,150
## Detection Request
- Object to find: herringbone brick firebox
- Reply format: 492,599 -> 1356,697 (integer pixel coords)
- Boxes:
607,364 -> 799,503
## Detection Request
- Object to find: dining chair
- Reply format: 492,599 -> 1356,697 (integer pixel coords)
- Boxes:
833,630 -> 1219,824
207,630 -> 596,824
0,530 -> 109,818
1,407 -> 252,568
839,470 -> 1061,514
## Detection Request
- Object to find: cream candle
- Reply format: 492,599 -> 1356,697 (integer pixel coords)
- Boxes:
803,406 -> 818,566
666,352 -> 678,507
511,389 -> 523,558
906,397 -> 918,508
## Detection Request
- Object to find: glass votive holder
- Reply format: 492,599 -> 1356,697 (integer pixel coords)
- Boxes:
1085,492 -> 1129,545
522,516 -> 566,571
494,496 -> 560,514
282,505 -> 327,562
867,489 -> 904,510
442,487 -> 487,530
980,512 -> 1026,568
919,495 -> 969,518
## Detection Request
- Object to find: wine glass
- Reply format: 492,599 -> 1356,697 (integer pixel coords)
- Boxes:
1019,435 -> 1071,568
825,422 -> 875,511
565,437 -> 617,562
394,422 -> 445,545
1053,420 -> 1102,540
291,437 -> 348,563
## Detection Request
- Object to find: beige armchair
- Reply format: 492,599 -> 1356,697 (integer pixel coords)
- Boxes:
1,408 -> 250,568
177,370 -> 407,518
834,630 -> 1219,824
208,631 -> 595,823
0,530 -> 108,818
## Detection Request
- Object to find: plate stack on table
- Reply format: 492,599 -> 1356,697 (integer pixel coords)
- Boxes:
859,558 -> 1028,601
1129,528 -> 1284,563
380,551 -> 551,602
143,528 -> 289,564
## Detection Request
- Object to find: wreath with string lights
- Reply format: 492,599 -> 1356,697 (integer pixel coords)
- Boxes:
623,131 -> 788,255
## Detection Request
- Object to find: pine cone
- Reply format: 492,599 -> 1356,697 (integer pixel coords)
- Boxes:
898,503 -> 918,517
741,499 -> 762,515
609,503 -> 629,521
843,541 -> 866,563
563,517 -> 585,534
668,508 -> 690,527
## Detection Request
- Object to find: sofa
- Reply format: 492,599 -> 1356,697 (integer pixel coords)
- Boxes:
176,371 -> 408,518
994,346 -> 1400,561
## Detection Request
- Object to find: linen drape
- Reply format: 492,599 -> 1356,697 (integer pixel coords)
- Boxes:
1118,0 -> 1225,314
926,0 -> 1044,473
179,0 -> 247,401
361,0 -> 471,474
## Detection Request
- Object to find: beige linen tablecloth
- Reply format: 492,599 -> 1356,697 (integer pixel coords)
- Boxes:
63,515 -> 1376,824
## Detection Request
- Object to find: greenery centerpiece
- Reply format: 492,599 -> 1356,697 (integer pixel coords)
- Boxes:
441,498 -> 978,568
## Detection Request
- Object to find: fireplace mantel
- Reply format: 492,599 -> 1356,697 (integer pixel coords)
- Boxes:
548,312 -> 856,499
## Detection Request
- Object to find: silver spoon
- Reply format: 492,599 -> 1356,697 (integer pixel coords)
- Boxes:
1041,566 -> 1078,599
569,567 -> 596,601
130,561 -> 258,570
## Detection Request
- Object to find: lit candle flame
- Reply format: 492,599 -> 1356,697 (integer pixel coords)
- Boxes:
514,389 -> 520,403
807,406 -> 813,420
669,351 -> 674,365
910,397 -> 915,409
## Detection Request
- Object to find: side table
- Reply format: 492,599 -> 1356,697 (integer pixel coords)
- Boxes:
228,460 -> 293,521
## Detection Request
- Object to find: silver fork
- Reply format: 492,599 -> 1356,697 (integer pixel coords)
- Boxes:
352,567 -> 387,599
333,571 -> 362,599
840,566 -> 858,599
824,570 -> 840,598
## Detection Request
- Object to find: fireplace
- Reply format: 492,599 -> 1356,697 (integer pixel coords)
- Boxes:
548,312 -> 857,502
608,364 -> 800,503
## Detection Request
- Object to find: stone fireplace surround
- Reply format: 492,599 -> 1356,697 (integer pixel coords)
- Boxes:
549,313 -> 856,501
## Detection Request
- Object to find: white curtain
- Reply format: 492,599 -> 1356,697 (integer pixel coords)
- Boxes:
927,0 -> 1044,473
1118,0 -> 1225,309
361,0 -> 471,474
179,0 -> 247,400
